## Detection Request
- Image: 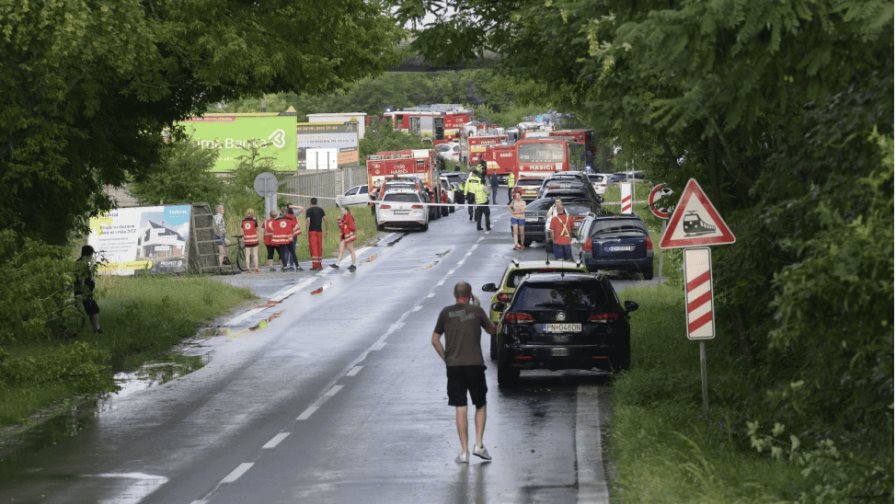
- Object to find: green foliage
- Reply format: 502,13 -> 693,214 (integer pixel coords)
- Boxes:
359,121 -> 431,159
220,144 -> 275,230
0,0 -> 402,244
129,140 -> 224,205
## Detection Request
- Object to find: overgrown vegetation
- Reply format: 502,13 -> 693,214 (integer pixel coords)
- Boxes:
406,2 -> 894,500
0,252 -> 253,426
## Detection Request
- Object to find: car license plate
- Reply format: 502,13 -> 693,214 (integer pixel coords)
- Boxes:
551,347 -> 569,357
394,210 -> 409,215
544,323 -> 581,332
607,245 -> 634,252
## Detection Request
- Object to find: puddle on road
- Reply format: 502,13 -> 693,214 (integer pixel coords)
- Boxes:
0,353 -> 208,471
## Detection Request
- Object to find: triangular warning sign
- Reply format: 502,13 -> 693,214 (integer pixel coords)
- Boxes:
659,179 -> 736,249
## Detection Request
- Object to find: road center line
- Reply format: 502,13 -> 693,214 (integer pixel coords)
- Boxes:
325,384 -> 344,397
346,365 -> 363,377
426,292 -> 436,298
411,305 -> 422,312
296,405 -> 320,421
262,432 -> 290,449
220,463 -> 254,484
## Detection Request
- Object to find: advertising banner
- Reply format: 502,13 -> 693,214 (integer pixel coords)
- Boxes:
297,122 -> 359,169
179,114 -> 297,172
88,205 -> 193,275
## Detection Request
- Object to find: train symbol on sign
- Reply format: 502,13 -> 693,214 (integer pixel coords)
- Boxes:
682,212 -> 716,236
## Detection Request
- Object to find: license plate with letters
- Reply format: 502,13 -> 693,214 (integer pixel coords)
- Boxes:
551,347 -> 569,357
607,245 -> 634,252
544,323 -> 581,333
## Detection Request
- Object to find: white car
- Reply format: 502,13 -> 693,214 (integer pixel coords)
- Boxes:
588,173 -> 609,195
435,142 -> 461,163
376,189 -> 430,232
336,185 -> 370,206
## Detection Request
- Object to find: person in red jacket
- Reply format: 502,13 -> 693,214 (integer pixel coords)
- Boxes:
271,213 -> 294,271
284,204 -> 304,271
330,206 -> 357,272
548,199 -> 574,261
241,209 -> 260,273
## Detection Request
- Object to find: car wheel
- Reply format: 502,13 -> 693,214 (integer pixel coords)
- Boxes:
489,334 -> 497,361
441,206 -> 449,217
377,224 -> 385,232
497,351 -> 520,387
643,267 -> 654,280
422,222 -> 429,232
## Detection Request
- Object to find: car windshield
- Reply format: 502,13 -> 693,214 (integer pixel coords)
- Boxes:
590,219 -> 647,235
518,143 -> 565,162
514,282 -> 613,310
383,193 -> 420,203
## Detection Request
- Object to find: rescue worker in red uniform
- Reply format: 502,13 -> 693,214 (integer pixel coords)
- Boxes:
330,206 -> 357,272
284,204 -> 304,271
547,199 -> 574,261
241,209 -> 260,273
271,213 -> 294,271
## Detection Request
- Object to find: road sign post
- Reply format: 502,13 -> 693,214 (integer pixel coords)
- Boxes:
660,179 -> 734,417
648,183 -> 673,279
253,172 -> 279,217
620,183 -> 633,214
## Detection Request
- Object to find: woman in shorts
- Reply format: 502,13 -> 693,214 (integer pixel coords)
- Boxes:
509,189 -> 527,250
330,206 -> 357,272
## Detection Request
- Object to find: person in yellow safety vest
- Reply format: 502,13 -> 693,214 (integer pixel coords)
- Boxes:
464,173 -> 483,222
506,172 -> 515,202
472,176 -> 491,231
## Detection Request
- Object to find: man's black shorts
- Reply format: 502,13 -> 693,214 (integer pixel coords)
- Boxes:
446,365 -> 487,407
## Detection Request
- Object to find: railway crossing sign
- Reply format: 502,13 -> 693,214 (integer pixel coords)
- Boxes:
659,179 -> 735,249
683,248 -> 715,340
620,183 -> 633,214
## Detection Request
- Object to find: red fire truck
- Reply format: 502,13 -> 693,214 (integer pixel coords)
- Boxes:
482,143 -> 518,181
383,110 -> 473,143
367,149 -> 446,219
467,135 -> 508,167
514,137 -> 588,180
549,129 -> 596,169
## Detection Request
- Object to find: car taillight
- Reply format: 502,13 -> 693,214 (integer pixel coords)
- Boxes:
411,204 -> 424,209
583,239 -> 593,252
496,293 -> 512,302
645,236 -> 653,251
380,204 -> 391,209
588,312 -> 620,323
504,312 -> 535,324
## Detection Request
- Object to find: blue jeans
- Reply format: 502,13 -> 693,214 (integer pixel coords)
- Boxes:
553,244 -> 572,261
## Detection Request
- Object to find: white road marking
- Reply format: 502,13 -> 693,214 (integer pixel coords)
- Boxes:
297,405 -> 319,421
224,307 -> 266,327
447,268 -> 456,275
325,385 -> 344,397
262,432 -> 290,449
270,277 -> 317,303
411,305 -> 422,312
426,292 -> 436,298
456,260 -> 465,266
190,501 -> 208,504
220,463 -> 254,484
437,279 -> 446,286
372,341 -> 387,351
347,366 -> 363,377
576,385 -> 610,503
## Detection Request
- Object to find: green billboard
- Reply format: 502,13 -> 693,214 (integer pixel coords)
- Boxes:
179,114 -> 297,172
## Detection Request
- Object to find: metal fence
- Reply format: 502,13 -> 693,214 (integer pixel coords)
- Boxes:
282,166 -> 367,209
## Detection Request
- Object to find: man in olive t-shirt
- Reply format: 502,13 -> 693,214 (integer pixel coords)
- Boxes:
432,281 -> 497,464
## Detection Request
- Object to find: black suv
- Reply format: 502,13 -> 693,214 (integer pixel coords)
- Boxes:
493,272 -> 638,386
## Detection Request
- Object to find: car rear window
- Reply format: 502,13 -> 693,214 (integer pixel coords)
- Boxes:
383,193 -> 420,203
589,219 -> 647,235
514,282 -> 615,310
565,203 -> 594,216
518,179 -> 543,187
588,174 -> 606,183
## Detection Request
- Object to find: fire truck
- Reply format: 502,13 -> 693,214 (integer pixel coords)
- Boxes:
548,129 -> 596,169
482,143 -> 518,182
467,135 -> 508,167
514,137 -> 587,180
366,149 -> 446,220
383,109 -> 473,144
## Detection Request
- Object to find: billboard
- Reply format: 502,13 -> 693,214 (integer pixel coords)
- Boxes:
88,205 -> 193,275
179,114 -> 297,172
297,122 -> 359,169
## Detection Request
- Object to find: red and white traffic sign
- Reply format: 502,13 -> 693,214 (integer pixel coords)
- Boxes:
683,248 -> 715,340
648,183 -> 674,219
620,182 -> 633,214
659,179 -> 735,249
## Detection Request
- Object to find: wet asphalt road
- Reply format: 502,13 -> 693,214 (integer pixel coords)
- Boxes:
0,201 -> 651,504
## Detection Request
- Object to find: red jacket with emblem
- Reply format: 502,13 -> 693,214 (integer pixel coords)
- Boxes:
241,217 -> 259,246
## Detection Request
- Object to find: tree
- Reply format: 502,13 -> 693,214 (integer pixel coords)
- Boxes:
0,0 -> 401,244
129,141 -> 223,206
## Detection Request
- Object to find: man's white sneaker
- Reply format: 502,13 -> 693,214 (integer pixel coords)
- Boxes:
473,445 -> 492,461
455,451 -> 469,464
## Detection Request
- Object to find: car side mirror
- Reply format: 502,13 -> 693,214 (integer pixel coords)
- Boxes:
482,282 -> 498,292
491,302 -> 506,313
624,300 -> 639,313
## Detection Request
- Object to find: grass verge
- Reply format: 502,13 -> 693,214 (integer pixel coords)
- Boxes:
0,276 -> 253,426
611,284 -> 801,503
